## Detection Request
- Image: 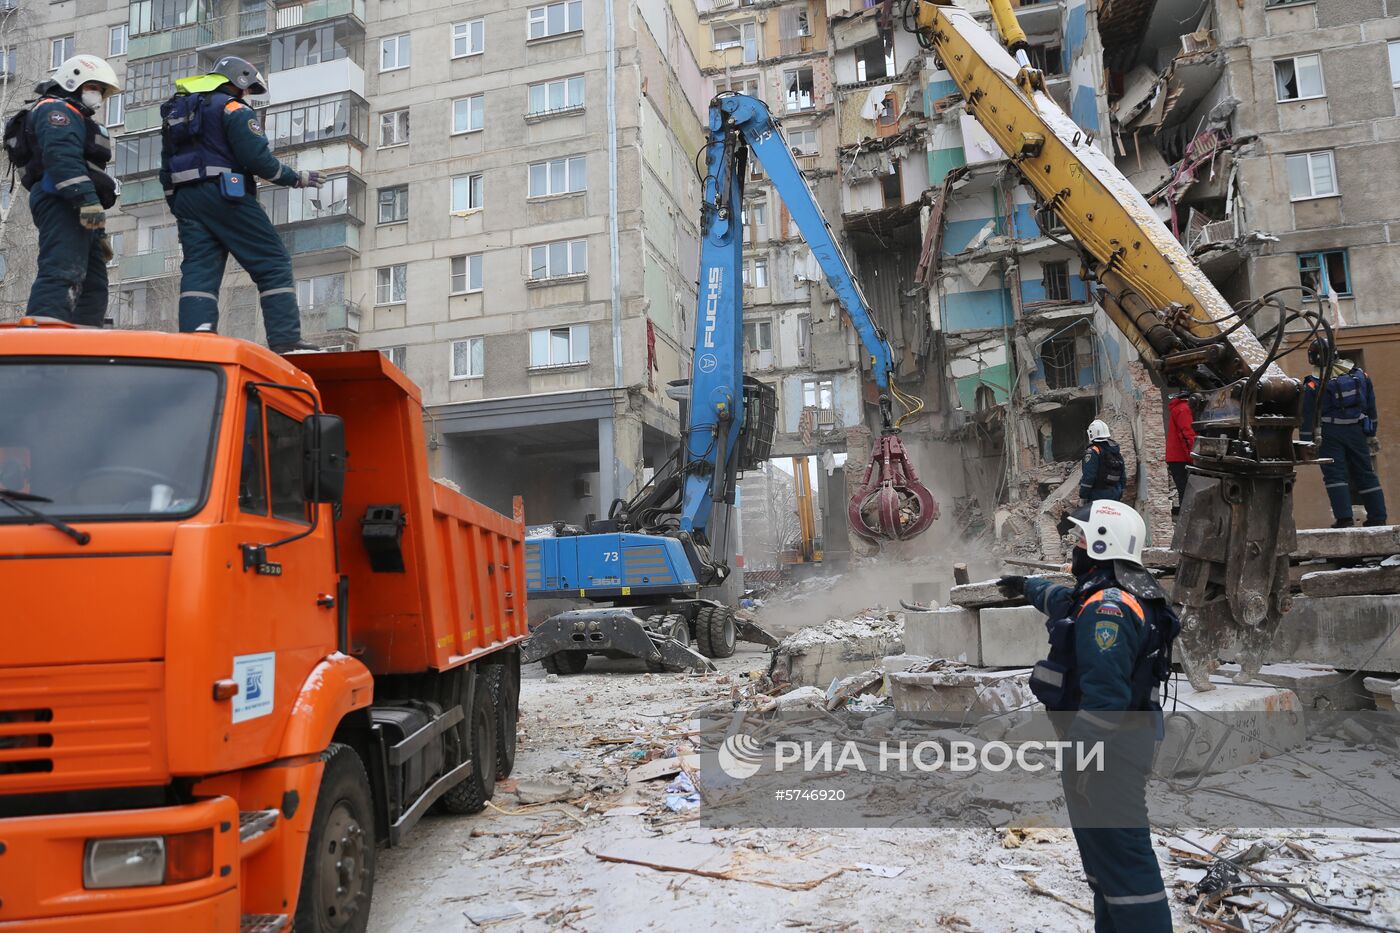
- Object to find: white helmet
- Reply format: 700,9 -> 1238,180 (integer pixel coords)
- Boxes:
1087,419 -> 1111,442
52,55 -> 121,98
1069,500 -> 1146,567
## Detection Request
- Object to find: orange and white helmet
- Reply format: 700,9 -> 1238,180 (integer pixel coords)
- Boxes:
52,55 -> 121,98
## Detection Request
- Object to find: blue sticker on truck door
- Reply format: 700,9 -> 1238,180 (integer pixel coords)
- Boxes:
232,652 -> 275,723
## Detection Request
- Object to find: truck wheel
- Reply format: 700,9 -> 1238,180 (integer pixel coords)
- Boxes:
485,657 -> 519,778
295,743 -> 376,933
541,650 -> 588,675
696,606 -> 736,659
441,670 -> 498,815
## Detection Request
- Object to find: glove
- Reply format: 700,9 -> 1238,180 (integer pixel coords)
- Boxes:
295,170 -> 324,189
96,234 -> 114,263
78,203 -> 105,231
1363,416 -> 1377,438
996,575 -> 1027,597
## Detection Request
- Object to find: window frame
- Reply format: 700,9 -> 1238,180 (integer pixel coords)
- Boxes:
265,405 -> 310,525
528,324 -> 590,368
527,0 -> 583,40
742,319 -> 773,352
450,173 -> 484,213
450,337 -> 486,380
527,75 -> 585,116
787,127 -> 818,156
451,94 -> 484,135
528,238 -> 588,281
381,346 -> 407,370
527,155 -> 587,198
109,24 -> 128,57
451,18 -> 484,59
105,93 -> 124,128
1285,149 -> 1338,201
1390,41 -> 1400,88
784,66 -> 815,111
1274,53 -> 1325,103
379,108 -> 410,148
450,254 -> 483,295
380,33 -> 411,72
51,36 -> 75,70
1297,249 -> 1353,299
375,264 -> 408,306
802,378 -> 835,411
377,184 -> 409,225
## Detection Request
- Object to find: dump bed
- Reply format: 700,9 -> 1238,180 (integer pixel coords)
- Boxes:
294,351 -> 527,675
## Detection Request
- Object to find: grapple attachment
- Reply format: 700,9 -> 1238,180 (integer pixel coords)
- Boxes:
848,432 -> 939,542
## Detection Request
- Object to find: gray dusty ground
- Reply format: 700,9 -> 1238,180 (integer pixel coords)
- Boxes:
368,647 -> 1400,933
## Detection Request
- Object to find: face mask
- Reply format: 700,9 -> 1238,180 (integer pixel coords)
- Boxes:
1071,546 -> 1097,578
81,90 -> 104,111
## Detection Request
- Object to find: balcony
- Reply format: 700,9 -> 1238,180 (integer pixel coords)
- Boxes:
264,92 -> 368,151
271,0 -> 365,32
117,177 -> 168,208
129,5 -> 272,60
281,222 -> 360,256
305,299 -> 361,333
117,247 -> 181,282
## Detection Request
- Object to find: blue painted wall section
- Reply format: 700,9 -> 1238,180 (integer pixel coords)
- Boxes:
1072,86 -> 1100,133
942,217 -> 997,255
1020,275 -> 1089,304
1010,203 -> 1039,240
944,288 -> 1014,332
925,79 -> 959,113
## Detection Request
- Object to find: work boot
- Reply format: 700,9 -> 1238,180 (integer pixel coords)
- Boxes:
271,340 -> 320,355
1331,518 -> 1354,529
1364,517 -> 1390,527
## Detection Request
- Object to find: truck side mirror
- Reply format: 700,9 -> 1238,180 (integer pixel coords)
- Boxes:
303,413 -> 347,503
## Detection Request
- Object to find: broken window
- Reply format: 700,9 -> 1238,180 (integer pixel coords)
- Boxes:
1298,249 -> 1352,299
1040,332 -> 1079,390
779,5 -> 810,39
1035,205 -> 1067,235
797,313 -> 811,361
880,167 -> 901,206
1043,260 -> 1070,301
784,67 -> 814,111
712,21 -> 758,63
1026,44 -> 1063,77
1274,54 -> 1324,101
853,38 -> 893,83
1285,150 -> 1337,200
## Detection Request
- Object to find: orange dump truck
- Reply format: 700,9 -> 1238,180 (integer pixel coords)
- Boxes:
0,321 -> 526,932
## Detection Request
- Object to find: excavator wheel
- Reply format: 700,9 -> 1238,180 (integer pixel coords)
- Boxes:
440,667 -> 497,815
696,605 -> 736,659
540,650 -> 588,676
295,743 -> 376,933
646,613 -> 692,672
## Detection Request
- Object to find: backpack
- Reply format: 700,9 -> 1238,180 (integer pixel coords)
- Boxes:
2,103 -> 36,172
1098,442 -> 1125,488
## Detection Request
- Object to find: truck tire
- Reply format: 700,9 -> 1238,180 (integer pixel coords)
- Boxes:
696,605 -> 736,659
485,656 -> 519,778
441,670 -> 498,815
540,650 -> 588,675
294,743 -> 376,933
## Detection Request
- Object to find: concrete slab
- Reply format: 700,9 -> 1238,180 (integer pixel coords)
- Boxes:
1239,595 -> 1400,673
888,668 -> 1034,718
1300,564 -> 1400,597
1294,525 -> 1400,560
979,606 -> 1048,668
903,607 -> 981,664
1157,676 -> 1304,777
771,616 -> 905,687
1215,662 -> 1370,711
949,573 -> 1073,608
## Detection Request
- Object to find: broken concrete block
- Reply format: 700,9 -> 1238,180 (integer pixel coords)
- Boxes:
1142,547 -> 1178,570
1300,564 -> 1400,598
903,607 -> 981,664
1216,662 -> 1369,711
978,606 -> 1047,668
774,686 -> 826,711
882,654 -> 933,674
770,614 -> 904,687
1156,676 -> 1304,777
950,573 -> 1072,609
888,668 -> 1034,718
1294,525 -> 1400,560
1240,595 -> 1400,673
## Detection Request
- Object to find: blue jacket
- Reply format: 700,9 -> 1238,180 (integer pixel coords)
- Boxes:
25,94 -> 115,208
1080,439 -> 1125,501
1025,569 -> 1176,741
1301,363 -> 1376,442
160,91 -> 299,196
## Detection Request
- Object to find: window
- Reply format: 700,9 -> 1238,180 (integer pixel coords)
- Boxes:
1391,41 -> 1400,87
267,408 -> 307,524
451,173 -> 484,212
529,325 -> 589,367
51,36 -> 74,70
1039,328 -> 1083,390
105,232 -> 125,267
376,264 -> 407,305
452,95 -> 484,133
788,128 -> 818,155
129,0 -> 201,36
382,346 -> 407,370
109,24 -> 128,57
113,132 -> 163,178
528,155 -> 586,197
784,68 -> 814,111
716,75 -> 759,97
528,0 -> 582,40
741,198 -> 766,242
123,52 -> 198,110
528,76 -> 584,114
270,23 -> 359,72
778,6 -> 810,38
853,39 -> 894,82
238,395 -> 267,515
803,378 -> 834,410
450,254 -> 483,293
295,273 -> 346,311
1275,54 -> 1324,101
381,34 -> 410,71
377,185 -> 408,224
0,46 -> 14,77
712,21 -> 757,63
452,19 -> 484,58
1298,250 -> 1352,298
379,109 -> 409,147
264,94 -> 366,149
451,337 -> 485,379
753,258 -> 768,287
260,176 -> 359,225
743,319 -> 772,352
529,239 -> 587,279
1026,43 -> 1062,77
1043,260 -> 1070,301
105,94 -> 124,127
1285,150 -> 1337,200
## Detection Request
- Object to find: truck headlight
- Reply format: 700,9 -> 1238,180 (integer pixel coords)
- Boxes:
84,837 -> 165,888
83,830 -> 213,889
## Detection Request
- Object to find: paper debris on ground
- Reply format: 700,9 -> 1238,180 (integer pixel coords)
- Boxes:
464,902 -> 527,925
855,862 -> 908,878
585,837 -> 844,890
626,753 -> 700,785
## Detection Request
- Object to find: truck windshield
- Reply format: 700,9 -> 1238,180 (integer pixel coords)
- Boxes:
0,361 -> 221,521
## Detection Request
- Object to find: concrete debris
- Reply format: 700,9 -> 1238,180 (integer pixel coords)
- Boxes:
1300,564 -> 1400,598
904,607 -> 982,665
1214,662 -> 1366,712
824,668 -> 885,711
1157,677 -> 1304,777
1294,525 -> 1400,560
888,667 -> 1035,719
950,573 -> 1073,609
770,611 -> 905,686
772,685 -> 827,711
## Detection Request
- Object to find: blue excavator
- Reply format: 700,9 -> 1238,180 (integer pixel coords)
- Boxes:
521,93 -> 938,675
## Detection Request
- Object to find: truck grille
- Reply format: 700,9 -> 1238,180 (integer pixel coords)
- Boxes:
0,663 -> 166,793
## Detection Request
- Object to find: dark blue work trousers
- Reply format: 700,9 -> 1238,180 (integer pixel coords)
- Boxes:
27,190 -> 108,325
171,182 -> 301,347
1318,422 -> 1387,524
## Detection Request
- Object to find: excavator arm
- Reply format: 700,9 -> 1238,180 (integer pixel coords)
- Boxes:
901,0 -> 1328,687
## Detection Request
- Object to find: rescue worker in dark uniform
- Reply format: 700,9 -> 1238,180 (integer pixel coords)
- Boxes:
1081,419 -> 1126,503
21,55 -> 121,324
1301,338 -> 1387,527
159,56 -> 321,353
998,500 -> 1178,933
